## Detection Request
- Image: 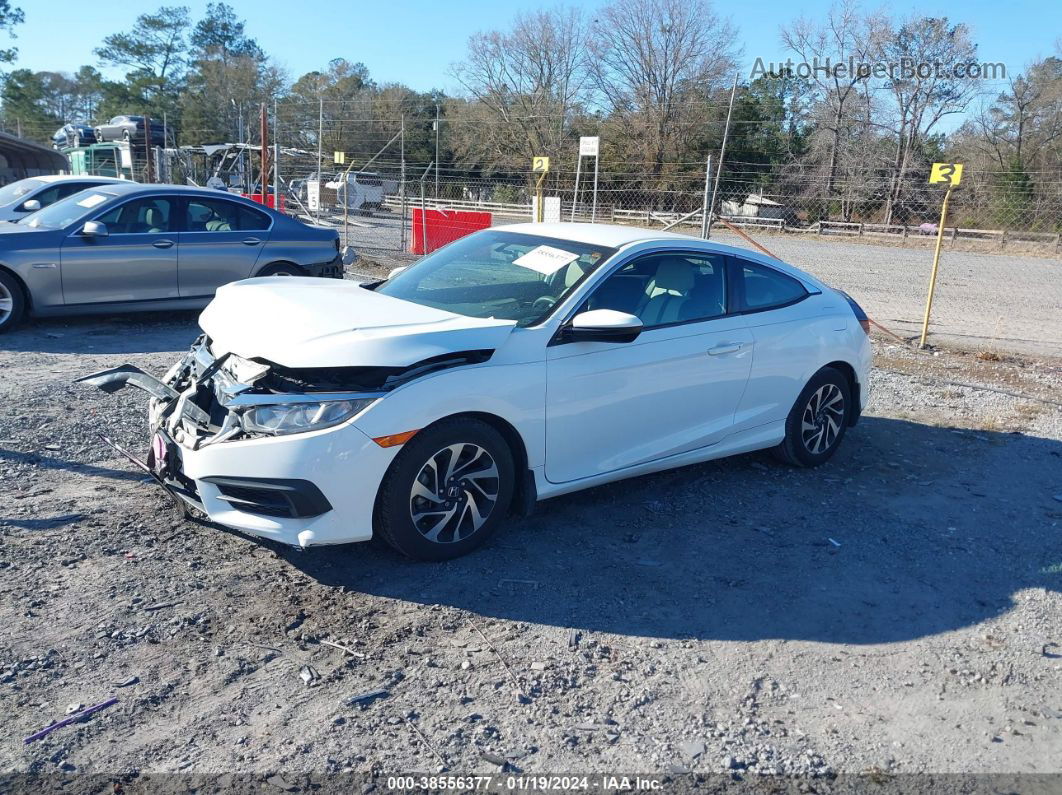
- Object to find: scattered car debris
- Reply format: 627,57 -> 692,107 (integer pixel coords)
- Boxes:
318,638 -> 365,658
24,698 -> 118,744
299,665 -> 319,686
113,676 -> 139,688
342,689 -> 389,707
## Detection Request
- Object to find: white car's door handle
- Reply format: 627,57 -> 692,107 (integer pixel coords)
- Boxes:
707,342 -> 744,355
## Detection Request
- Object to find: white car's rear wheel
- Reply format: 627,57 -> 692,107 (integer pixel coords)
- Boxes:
374,418 -> 514,560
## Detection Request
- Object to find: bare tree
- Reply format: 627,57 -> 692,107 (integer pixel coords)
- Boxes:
876,17 -> 981,223
450,7 -> 589,175
589,0 -> 737,187
780,0 -> 883,200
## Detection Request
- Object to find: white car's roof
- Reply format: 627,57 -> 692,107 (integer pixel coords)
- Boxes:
499,222 -> 701,249
34,175 -> 129,184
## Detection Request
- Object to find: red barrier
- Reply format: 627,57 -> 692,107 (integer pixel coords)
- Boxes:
412,208 -> 492,255
242,192 -> 286,212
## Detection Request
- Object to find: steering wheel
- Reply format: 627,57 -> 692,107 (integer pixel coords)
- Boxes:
532,295 -> 558,312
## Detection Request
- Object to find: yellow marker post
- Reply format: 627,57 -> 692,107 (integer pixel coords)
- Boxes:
532,156 -> 550,223
919,163 -> 963,348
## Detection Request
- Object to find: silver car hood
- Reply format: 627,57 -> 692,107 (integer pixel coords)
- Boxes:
200,277 -> 517,368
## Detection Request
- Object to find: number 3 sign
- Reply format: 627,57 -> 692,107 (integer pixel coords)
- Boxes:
929,163 -> 963,186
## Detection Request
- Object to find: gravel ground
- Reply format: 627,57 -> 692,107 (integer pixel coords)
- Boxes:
340,212 -> 1062,356
1,309 -> 1060,788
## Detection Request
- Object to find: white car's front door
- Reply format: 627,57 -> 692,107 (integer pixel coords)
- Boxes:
544,251 -> 753,484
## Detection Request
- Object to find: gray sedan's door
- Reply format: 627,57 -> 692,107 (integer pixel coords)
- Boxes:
60,196 -> 179,305
178,197 -> 271,297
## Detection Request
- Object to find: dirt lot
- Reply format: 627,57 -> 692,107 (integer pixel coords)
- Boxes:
1,311 -> 1061,788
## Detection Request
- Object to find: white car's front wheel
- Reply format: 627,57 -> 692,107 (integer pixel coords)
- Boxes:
373,418 -> 515,560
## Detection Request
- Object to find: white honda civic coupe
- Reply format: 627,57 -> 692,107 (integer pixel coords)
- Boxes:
82,223 -> 872,560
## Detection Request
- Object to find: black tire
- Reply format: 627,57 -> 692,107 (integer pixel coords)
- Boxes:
374,418 -> 515,561
256,262 -> 305,277
0,270 -> 26,334
773,366 -> 851,467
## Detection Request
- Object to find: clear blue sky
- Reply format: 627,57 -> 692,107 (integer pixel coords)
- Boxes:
7,0 -> 1058,95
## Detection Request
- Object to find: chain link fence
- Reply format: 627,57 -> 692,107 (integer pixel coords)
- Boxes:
61,101 -> 1061,355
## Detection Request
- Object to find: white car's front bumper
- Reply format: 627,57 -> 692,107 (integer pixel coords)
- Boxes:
168,421 -> 398,547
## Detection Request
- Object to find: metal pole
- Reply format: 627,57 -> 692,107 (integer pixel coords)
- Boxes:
400,116 -> 407,253
162,111 -> 168,182
571,154 -> 582,222
700,155 -> 713,238
316,97 -> 323,222
278,97 -> 282,211
259,103 -> 268,200
591,151 -> 599,223
419,161 -> 434,255
919,185 -> 954,349
434,104 -> 440,199
706,74 -> 738,239
144,114 -> 154,183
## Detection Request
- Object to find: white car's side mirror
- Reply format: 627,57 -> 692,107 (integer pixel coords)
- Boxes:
21,199 -> 41,212
387,266 -> 408,280
564,309 -> 643,344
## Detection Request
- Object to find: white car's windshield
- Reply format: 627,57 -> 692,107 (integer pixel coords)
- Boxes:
0,179 -> 45,207
377,230 -> 617,327
20,190 -> 114,228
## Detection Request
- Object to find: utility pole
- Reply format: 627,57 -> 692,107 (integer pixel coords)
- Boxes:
434,103 -> 440,199
706,74 -> 738,239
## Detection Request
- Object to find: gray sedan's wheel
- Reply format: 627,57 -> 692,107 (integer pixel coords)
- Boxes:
374,418 -> 514,561
0,271 -> 26,334
774,367 -> 851,467
256,263 -> 305,277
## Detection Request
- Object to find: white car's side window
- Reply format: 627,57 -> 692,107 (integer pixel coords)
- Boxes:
582,251 -> 728,329
734,258 -> 807,312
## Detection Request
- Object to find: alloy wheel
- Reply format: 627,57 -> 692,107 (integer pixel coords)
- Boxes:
0,281 -> 13,326
409,443 -> 500,544
800,383 -> 845,455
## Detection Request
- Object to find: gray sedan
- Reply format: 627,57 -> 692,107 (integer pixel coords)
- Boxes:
0,183 -> 344,332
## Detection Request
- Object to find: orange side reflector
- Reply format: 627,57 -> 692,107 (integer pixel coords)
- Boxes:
372,429 -> 419,448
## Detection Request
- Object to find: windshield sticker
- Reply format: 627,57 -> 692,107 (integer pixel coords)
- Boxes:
76,194 -> 108,209
512,245 -> 580,275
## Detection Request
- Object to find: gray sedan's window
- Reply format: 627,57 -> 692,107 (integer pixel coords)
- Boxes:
0,179 -> 44,206
96,197 -> 174,234
377,230 -> 616,327
21,190 -> 117,228
186,198 -> 270,232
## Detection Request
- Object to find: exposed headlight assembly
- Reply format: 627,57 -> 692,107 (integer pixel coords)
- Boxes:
240,398 -> 376,436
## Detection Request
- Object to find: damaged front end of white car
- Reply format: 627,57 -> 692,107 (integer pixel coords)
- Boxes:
77,334 -> 493,517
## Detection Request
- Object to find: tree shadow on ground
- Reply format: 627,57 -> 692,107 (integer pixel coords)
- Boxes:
281,416 -> 1062,644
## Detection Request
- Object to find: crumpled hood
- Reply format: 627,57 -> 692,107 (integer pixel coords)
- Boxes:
199,277 -> 517,368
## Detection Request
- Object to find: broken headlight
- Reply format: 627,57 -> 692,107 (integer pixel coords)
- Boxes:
240,398 -> 375,436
